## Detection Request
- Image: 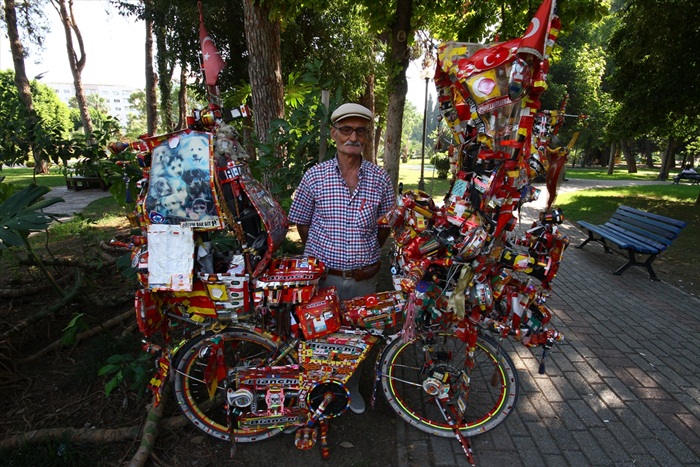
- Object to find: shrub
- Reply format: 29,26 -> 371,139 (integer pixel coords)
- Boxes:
434,155 -> 451,179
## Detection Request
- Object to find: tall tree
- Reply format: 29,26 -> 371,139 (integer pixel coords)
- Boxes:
381,0 -> 412,190
154,19 -> 173,132
608,0 -> 700,179
144,0 -> 158,135
241,0 -> 285,146
51,0 -> 93,136
3,0 -> 45,173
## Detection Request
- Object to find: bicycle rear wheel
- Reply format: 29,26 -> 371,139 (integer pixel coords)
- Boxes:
379,331 -> 518,438
173,327 -> 295,442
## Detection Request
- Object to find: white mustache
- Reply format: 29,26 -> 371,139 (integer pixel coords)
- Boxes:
344,141 -> 362,147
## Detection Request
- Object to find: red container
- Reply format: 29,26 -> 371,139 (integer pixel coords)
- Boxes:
295,287 -> 341,339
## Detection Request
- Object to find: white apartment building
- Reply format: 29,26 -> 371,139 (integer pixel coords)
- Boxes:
49,82 -> 140,128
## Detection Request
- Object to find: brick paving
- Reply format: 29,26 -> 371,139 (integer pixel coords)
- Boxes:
49,181 -> 700,466
395,182 -> 700,466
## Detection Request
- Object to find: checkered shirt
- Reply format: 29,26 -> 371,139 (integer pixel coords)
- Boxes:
288,157 -> 395,271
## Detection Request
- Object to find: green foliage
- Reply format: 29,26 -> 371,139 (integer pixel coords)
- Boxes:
0,184 -> 64,249
433,155 -> 451,179
31,79 -> 72,138
547,18 -> 618,153
125,89 -> 148,139
608,0 -> 700,137
67,94 -> 112,134
0,69 -> 73,167
279,5 -> 380,104
98,351 -> 152,398
60,313 -> 89,346
251,62 -> 345,208
0,181 -> 18,203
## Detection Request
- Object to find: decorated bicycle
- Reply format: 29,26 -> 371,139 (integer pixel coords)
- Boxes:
112,0 -> 569,463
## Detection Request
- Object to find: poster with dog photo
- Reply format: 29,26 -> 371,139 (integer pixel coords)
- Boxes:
144,130 -> 224,230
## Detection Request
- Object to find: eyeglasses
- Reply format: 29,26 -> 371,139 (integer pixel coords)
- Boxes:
333,125 -> 369,137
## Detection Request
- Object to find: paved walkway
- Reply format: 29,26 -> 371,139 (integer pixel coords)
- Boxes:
45,181 -> 700,466
395,179 -> 700,466
43,185 -> 113,218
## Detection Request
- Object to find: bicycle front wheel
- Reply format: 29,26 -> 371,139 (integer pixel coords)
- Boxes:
172,326 -> 295,442
379,331 -> 518,438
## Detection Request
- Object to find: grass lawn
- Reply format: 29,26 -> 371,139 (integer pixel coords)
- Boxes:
1,166 -> 66,187
398,162 -> 451,196
563,165 -> 696,181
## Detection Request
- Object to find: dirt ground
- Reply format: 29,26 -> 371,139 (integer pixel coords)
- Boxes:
0,225 -> 404,466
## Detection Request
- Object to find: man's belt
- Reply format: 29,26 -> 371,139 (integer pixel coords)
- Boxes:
326,262 -> 380,281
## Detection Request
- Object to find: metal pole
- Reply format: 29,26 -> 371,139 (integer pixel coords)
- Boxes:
419,76 -> 428,191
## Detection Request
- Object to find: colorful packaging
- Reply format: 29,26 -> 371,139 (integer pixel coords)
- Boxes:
341,291 -> 405,331
295,287 -> 341,339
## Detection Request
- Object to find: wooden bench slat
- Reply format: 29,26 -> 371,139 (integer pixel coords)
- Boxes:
617,205 -> 687,228
615,206 -> 686,233
577,221 -> 634,249
606,218 -> 675,246
602,224 -> 667,252
582,223 -> 658,254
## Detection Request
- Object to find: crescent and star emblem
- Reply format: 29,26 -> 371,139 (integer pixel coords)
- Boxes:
523,18 -> 540,39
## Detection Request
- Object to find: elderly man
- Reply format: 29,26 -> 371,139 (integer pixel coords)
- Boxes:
288,103 -> 395,414
289,102 -> 395,300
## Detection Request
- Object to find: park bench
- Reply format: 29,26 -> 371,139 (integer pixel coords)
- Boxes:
576,205 -> 686,280
672,172 -> 700,185
65,174 -> 108,191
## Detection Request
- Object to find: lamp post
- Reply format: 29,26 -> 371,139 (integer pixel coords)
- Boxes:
418,68 -> 431,191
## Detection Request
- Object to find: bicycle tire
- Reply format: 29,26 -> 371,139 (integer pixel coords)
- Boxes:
172,326 -> 296,442
379,331 -> 519,438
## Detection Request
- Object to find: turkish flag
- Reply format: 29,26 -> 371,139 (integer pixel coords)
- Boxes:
518,0 -> 556,60
198,2 -> 225,86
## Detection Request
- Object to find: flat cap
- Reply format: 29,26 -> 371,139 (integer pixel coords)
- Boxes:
331,103 -> 373,124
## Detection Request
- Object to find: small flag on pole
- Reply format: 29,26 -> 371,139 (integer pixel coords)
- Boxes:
518,0 -> 557,60
198,1 -> 225,87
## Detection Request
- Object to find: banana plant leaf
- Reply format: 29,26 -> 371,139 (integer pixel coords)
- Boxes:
0,184 -> 65,248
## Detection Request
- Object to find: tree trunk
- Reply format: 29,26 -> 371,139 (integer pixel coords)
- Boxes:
607,142 -> 616,175
359,73 -> 376,163
53,0 -> 93,136
382,0 -> 413,191
657,137 -> 676,181
641,138 -> 654,168
621,139 -> 637,173
176,61 -> 187,130
145,0 -> 158,136
155,22 -> 173,132
3,0 -> 47,175
242,0 -> 285,144
374,124 -> 383,161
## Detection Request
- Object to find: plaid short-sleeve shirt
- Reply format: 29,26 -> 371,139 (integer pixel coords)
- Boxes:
288,157 -> 395,271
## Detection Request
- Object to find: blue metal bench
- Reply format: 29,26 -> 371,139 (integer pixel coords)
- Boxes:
576,205 -> 686,280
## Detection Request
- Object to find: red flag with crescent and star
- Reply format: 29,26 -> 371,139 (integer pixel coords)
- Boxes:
518,0 -> 557,60
198,2 -> 225,87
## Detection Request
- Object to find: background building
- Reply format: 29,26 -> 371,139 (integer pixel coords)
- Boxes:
48,82 -> 139,128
